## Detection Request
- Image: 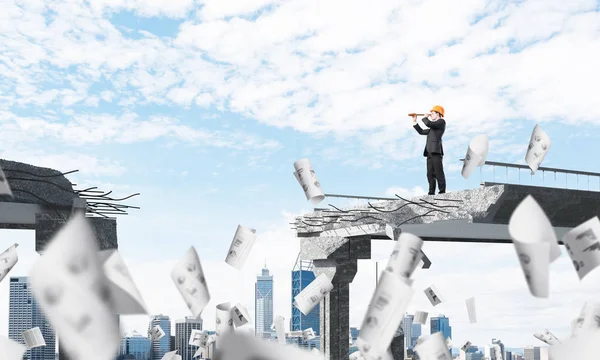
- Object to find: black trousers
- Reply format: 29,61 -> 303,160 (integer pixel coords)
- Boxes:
426,154 -> 446,194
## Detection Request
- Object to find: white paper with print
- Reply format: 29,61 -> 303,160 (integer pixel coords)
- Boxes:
293,158 -> 325,205
171,246 -> 210,318
98,249 -> 148,315
215,302 -> 234,349
562,216 -> 600,280
533,329 -> 561,345
302,328 -> 316,341
508,195 -> 560,297
0,335 -> 26,360
225,225 -> 257,270
357,273 -> 413,360
461,134 -> 488,179
465,297 -> 477,323
160,350 -> 178,360
414,311 -> 429,325
424,285 -> 443,306
385,232 -> 423,279
22,327 -> 46,349
219,332 -> 323,360
149,325 -> 165,341
0,165 -> 13,197
549,329 -> 600,360
0,243 -> 19,284
273,315 -> 286,344
293,273 -> 333,315
460,340 -> 471,352
28,214 -> 120,360
525,124 -> 551,174
231,303 -> 252,327
414,332 -> 452,360
189,329 -> 207,347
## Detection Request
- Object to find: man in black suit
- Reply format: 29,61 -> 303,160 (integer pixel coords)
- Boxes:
412,105 -> 446,195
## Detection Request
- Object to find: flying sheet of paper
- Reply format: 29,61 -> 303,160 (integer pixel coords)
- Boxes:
219,332 -> 323,360
461,340 -> 471,352
189,329 -> 207,347
231,303 -> 252,327
216,302 -> 234,349
465,297 -> 477,323
160,350 -> 178,360
562,216 -> 600,280
22,327 -> 46,349
461,134 -> 489,179
193,347 -> 203,358
173,355 -> 182,360
149,325 -> 165,341
293,273 -> 334,315
225,225 -> 257,270
549,329 -> 600,360
0,243 -> 19,284
28,213 -> 120,360
0,165 -> 13,197
171,246 -> 210,318
574,302 -> 600,333
413,332 -> 452,360
414,311 -> 429,325
508,195 -> 560,297
424,285 -> 443,306
0,335 -> 26,360
98,249 -> 148,315
525,124 -> 551,174
293,158 -> 325,205
273,315 -> 286,344
533,329 -> 561,345
357,273 -> 413,359
302,328 -> 316,342
385,232 -> 423,279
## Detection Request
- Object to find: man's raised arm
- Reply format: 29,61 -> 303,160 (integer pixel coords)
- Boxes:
422,117 -> 446,130
412,115 -> 429,135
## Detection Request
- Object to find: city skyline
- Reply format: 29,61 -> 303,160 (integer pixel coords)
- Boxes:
1,0 -> 599,355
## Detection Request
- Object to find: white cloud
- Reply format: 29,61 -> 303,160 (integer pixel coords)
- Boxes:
384,185 -> 427,198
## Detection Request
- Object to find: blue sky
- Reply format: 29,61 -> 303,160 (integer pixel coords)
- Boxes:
1,0 -> 600,351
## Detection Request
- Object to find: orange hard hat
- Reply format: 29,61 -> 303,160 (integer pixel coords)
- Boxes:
431,105 -> 445,117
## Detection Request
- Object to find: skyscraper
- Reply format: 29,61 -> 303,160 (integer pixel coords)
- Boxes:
148,315 -> 171,360
8,276 -> 56,360
255,264 -> 274,338
430,315 -> 451,340
175,317 -> 203,360
410,322 -> 421,348
291,258 -> 320,335
524,346 -> 541,360
120,331 -> 151,360
402,314 -> 413,349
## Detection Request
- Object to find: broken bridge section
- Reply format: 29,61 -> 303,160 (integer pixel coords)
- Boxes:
0,158 -> 138,360
294,183 -> 600,360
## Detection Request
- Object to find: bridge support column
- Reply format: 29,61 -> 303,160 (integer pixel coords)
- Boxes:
35,214 -> 119,360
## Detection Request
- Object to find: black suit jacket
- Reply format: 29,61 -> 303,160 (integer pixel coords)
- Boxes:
413,118 -> 446,157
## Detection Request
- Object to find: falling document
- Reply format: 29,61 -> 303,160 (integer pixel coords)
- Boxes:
0,164 -> 13,197
0,335 -> 26,360
508,195 -> 561,297
525,124 -> 552,174
356,273 -> 413,359
149,325 -> 165,341
465,297 -> 477,323
461,134 -> 489,179
293,158 -> 325,204
414,332 -> 452,360
0,243 -> 19,284
225,225 -> 257,270
414,311 -> 429,325
549,329 -> 600,360
562,216 -> 600,280
171,246 -> 211,318
215,302 -> 234,349
424,285 -> 444,306
231,303 -> 252,327
533,329 -> 561,345
293,273 -> 334,315
98,249 -> 149,315
160,350 -> 179,360
22,327 -> 46,349
385,232 -> 423,279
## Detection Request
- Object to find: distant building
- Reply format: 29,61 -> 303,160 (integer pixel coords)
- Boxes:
402,314 -> 414,349
8,276 -> 56,360
524,346 -> 541,360
291,258 -> 320,336
148,314 -> 171,360
175,317 -> 203,360
255,264 -> 274,338
120,331 -> 151,359
429,315 -> 451,340
350,327 -> 359,343
410,322 -> 421,348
